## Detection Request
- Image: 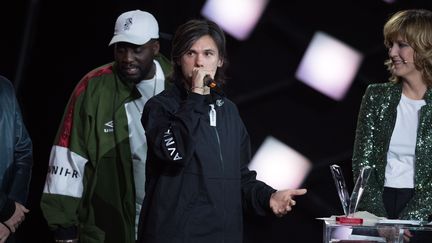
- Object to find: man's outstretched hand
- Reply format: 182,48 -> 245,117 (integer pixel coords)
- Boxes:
270,188 -> 307,217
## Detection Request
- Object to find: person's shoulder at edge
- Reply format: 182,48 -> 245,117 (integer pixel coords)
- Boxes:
0,75 -> 13,90
68,62 -> 116,96
0,76 -> 16,103
367,81 -> 397,89
82,62 -> 116,81
365,81 -> 400,95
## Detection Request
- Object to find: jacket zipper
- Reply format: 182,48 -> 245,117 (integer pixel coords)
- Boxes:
209,104 -> 225,242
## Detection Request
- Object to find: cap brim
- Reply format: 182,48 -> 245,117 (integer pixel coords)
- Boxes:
108,35 -> 151,46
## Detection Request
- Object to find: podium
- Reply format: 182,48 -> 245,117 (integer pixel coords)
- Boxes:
325,165 -> 432,242
322,219 -> 432,243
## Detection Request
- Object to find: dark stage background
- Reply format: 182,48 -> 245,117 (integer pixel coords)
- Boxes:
1,0 -> 431,242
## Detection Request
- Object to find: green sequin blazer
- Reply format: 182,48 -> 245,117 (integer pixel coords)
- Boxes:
352,82 -> 432,221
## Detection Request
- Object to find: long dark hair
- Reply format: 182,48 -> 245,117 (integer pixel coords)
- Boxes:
170,19 -> 228,85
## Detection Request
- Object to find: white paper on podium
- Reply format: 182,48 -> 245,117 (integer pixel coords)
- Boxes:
317,211 -> 386,226
348,234 -> 386,242
377,219 -> 423,226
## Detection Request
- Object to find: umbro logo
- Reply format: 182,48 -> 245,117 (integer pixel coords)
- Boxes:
104,121 -> 114,133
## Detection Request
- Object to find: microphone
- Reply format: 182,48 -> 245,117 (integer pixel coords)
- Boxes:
203,74 -> 224,95
203,75 -> 217,89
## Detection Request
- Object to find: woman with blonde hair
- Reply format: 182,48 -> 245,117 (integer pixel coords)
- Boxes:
352,9 -> 432,221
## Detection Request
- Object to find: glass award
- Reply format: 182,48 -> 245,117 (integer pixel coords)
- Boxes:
330,164 -> 371,225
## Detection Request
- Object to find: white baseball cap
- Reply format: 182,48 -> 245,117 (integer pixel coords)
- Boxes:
109,10 -> 159,46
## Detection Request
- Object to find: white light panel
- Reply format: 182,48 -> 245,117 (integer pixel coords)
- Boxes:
201,0 -> 269,40
248,136 -> 311,190
295,31 -> 363,101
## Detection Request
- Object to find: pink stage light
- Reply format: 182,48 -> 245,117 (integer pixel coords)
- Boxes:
248,136 -> 311,190
201,0 -> 269,40
295,31 -> 363,101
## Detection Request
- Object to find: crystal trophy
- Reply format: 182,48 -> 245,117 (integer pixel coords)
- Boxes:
330,164 -> 371,224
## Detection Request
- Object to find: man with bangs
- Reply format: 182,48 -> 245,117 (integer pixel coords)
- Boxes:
137,19 -> 307,243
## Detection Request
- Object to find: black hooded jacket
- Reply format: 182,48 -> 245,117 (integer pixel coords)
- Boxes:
138,82 -> 275,243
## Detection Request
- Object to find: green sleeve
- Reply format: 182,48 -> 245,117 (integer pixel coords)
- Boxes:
352,85 -> 387,217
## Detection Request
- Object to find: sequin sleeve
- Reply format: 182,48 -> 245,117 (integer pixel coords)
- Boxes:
352,84 -> 388,217
400,98 -> 432,221
400,177 -> 432,221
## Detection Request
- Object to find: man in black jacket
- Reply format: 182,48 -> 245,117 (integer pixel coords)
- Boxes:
138,19 -> 307,243
0,75 -> 32,242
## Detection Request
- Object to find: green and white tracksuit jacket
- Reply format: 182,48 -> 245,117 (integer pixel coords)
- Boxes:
41,56 -> 172,243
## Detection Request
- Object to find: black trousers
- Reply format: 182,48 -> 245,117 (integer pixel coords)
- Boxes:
382,186 -> 414,219
382,187 -> 432,242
